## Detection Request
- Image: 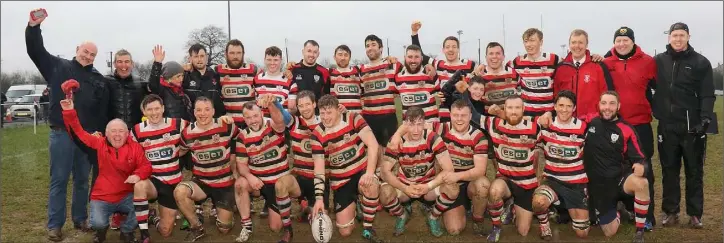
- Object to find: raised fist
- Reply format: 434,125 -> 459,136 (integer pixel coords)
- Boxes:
411,21 -> 422,34
28,8 -> 47,27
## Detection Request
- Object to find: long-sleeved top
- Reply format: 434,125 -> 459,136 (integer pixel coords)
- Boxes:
63,109 -> 151,203
182,67 -> 225,118
580,113 -> 647,180
106,73 -> 146,128
148,62 -> 192,121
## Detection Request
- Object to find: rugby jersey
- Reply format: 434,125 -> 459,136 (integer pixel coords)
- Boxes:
288,115 -> 321,179
433,59 -> 477,121
481,66 -> 520,113
512,53 -> 561,117
384,129 -> 447,185
358,60 -> 402,116
236,118 -> 290,184
433,122 -> 488,173
131,118 -> 188,185
181,119 -> 238,188
540,117 -> 588,184
254,71 -> 293,114
310,112 -> 369,190
217,64 -> 258,126
483,116 -> 542,190
329,66 -> 363,113
395,65 -> 440,123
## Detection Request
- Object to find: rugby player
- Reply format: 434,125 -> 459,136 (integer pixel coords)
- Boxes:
389,99 -> 490,236
474,95 -> 543,242
255,46 -> 294,115
329,45 -> 363,113
409,20 -> 477,122
580,91 -> 650,243
233,94 -> 296,243
379,106 -> 458,237
395,44 -> 440,124
173,97 -> 239,242
531,90 -> 590,240
309,95 -> 384,242
477,42 -> 519,114
217,39 -> 258,129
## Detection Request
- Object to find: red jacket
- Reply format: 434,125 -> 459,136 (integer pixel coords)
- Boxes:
553,50 -> 613,118
63,109 -> 151,203
603,45 -> 657,125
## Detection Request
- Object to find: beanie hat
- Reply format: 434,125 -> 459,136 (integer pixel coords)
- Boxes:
669,22 -> 689,34
161,61 -> 184,80
614,27 -> 635,43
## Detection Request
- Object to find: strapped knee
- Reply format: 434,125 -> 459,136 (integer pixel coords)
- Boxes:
533,186 -> 556,205
216,218 -> 234,232
336,218 -> 355,229
572,219 -> 591,231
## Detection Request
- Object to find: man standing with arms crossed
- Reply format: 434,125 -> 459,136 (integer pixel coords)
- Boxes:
25,8 -> 111,241
603,26 -> 657,230
654,22 -> 715,229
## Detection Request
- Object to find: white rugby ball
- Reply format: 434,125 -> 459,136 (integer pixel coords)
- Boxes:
310,211 -> 334,243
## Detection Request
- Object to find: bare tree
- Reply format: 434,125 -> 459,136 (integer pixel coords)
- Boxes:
24,71 -> 45,85
185,25 -> 229,66
133,60 -> 154,80
1,71 -> 27,92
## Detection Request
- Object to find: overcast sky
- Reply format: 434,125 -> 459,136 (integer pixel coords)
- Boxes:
2,1 -> 722,75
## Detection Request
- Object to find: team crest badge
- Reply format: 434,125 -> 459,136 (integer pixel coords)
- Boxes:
588,127 -> 596,134
344,134 -> 351,142
520,135 -> 528,141
163,133 -> 171,142
328,143 -> 336,150
505,78 -> 513,83
584,74 -> 590,83
619,28 -> 627,35
212,78 -> 217,86
241,74 -> 248,79
447,143 -> 455,150
263,135 -> 270,144
523,68 -> 530,74
223,75 -> 231,82
276,85 -> 283,90
418,81 -> 426,88
611,134 -> 619,143
541,66 -> 548,71
212,134 -> 220,143
143,139 -> 151,147
314,75 -> 320,82
465,146 -> 473,153
296,74 -> 303,80
193,140 -> 201,147
249,145 -> 258,152
569,134 -> 578,140
189,81 -> 197,87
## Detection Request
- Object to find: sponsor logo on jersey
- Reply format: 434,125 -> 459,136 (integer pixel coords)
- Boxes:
523,78 -> 550,88
452,158 -> 474,167
548,145 -> 578,158
487,90 -> 517,101
403,164 -> 429,178
329,147 -> 356,166
196,149 -> 224,162
401,93 -> 428,105
335,85 -> 359,94
251,149 -> 279,164
146,147 -> 174,160
363,80 -> 388,91
222,86 -> 251,96
501,146 -> 529,160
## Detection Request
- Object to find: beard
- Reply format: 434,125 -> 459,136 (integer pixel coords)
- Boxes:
227,58 -> 243,69
405,63 -> 421,73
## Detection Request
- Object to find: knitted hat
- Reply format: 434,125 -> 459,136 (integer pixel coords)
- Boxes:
161,61 -> 184,80
669,22 -> 689,34
614,27 -> 635,43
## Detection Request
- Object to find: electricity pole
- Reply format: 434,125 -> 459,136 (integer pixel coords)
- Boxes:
227,1 -> 231,39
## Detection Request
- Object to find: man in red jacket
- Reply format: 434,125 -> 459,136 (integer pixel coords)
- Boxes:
60,98 -> 152,243
553,29 -> 614,118
602,26 -> 657,230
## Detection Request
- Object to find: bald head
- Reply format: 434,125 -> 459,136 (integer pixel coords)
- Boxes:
75,41 -> 98,67
106,118 -> 129,148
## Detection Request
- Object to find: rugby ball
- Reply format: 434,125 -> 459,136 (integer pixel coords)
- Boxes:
310,211 -> 333,243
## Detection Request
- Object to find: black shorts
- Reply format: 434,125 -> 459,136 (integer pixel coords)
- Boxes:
296,175 -> 330,209
180,153 -> 193,171
362,114 -> 398,146
542,178 -> 588,210
588,174 -> 633,225
503,178 -> 534,212
189,178 -> 236,212
332,172 -> 363,213
150,177 -> 178,210
449,181 -> 470,210
258,183 -> 280,214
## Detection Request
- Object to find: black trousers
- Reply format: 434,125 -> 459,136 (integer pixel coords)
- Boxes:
657,123 -> 706,217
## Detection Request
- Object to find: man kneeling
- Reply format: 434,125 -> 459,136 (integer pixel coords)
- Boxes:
379,106 -> 458,237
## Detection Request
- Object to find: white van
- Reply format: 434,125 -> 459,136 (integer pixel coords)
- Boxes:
5,84 -> 47,103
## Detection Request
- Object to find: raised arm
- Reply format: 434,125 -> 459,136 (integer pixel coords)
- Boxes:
410,20 -> 431,66
265,95 -> 293,133
25,9 -> 60,82
60,99 -> 103,150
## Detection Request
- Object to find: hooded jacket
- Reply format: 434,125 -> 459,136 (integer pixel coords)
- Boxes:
603,45 -> 657,125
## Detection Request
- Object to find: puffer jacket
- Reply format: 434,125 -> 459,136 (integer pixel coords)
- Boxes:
106,73 -> 147,127
148,62 -> 192,121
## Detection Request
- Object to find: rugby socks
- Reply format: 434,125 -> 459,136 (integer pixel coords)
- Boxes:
536,209 -> 550,226
361,195 -> 379,228
430,192 -> 455,219
241,216 -> 253,232
488,200 -> 504,226
133,198 -> 150,236
384,197 -> 404,217
634,197 -> 650,231
277,196 -> 292,229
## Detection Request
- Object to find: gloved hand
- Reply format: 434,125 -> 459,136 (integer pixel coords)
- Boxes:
688,118 -> 711,135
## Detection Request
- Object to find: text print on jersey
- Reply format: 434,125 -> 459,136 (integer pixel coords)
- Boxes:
146,147 -> 174,160
335,85 -> 360,94
222,86 -> 252,96
524,78 -> 550,88
251,149 -> 280,164
501,146 -> 529,160
548,145 -> 578,158
401,93 -> 429,105
196,149 -> 224,161
364,80 -> 388,91
330,147 -> 357,166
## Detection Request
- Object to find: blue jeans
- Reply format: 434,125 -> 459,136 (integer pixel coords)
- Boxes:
47,129 -> 91,230
89,194 -> 137,233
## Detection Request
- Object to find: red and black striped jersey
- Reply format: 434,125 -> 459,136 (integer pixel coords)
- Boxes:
539,117 -> 588,184
310,112 -> 369,190
481,66 -> 519,112
384,129 -> 447,185
254,71 -> 293,114
131,118 -> 188,185
180,119 -> 238,188
512,53 -> 561,117
217,64 -> 257,126
395,66 -> 440,123
329,66 -> 362,113
358,60 -> 402,116
236,118 -> 290,184
432,122 -> 488,173
432,59 -> 477,120
288,115 -> 321,179
483,116 -> 542,189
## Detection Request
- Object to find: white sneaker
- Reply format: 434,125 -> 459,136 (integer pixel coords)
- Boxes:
235,228 -> 252,243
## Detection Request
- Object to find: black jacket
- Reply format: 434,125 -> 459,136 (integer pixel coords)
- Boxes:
25,24 -> 110,133
583,115 -> 647,180
182,66 -> 225,118
149,62 -> 192,121
653,44 -> 715,128
107,73 -> 147,127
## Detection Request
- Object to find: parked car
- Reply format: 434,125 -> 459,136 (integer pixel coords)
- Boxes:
6,94 -> 42,120
5,85 -> 47,105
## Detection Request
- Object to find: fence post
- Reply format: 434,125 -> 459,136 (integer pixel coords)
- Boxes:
33,101 -> 37,134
